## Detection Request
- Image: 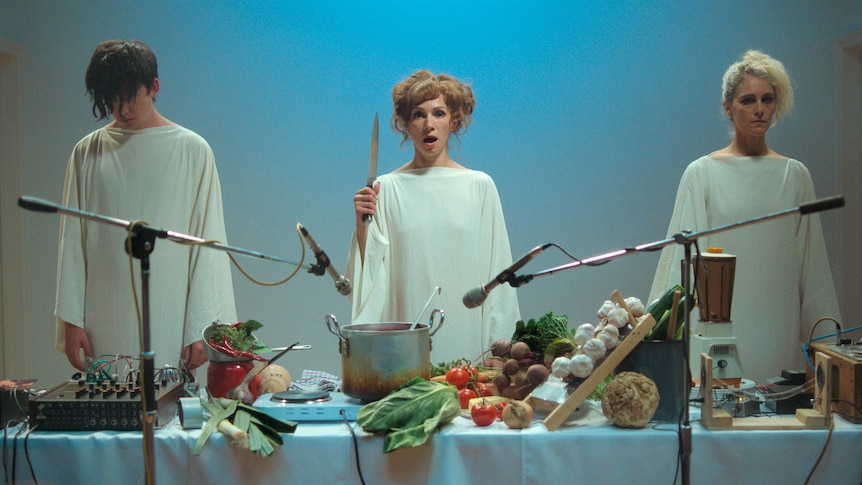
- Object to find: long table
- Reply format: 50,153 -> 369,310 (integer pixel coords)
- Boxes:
4,403 -> 861,484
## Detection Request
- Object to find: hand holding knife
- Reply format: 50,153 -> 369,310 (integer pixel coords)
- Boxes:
362,113 -> 379,226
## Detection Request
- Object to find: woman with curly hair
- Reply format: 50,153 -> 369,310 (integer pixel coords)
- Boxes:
347,70 -> 521,364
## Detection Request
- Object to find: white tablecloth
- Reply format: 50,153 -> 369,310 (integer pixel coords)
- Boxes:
4,403 -> 861,485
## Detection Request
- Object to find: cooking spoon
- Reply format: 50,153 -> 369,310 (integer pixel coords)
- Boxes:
410,286 -> 441,330
227,341 -> 303,403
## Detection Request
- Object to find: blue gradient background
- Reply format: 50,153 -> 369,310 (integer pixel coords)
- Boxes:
1,1 -> 859,383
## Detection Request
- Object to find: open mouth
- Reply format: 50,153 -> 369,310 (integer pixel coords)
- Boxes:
423,136 -> 437,144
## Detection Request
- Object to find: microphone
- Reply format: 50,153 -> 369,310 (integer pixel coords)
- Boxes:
297,223 -> 351,296
463,244 -> 549,308
799,195 -> 844,215
18,196 -> 60,213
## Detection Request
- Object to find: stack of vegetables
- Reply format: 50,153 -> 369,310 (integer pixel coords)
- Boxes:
356,377 -> 460,452
194,394 -> 297,457
547,297 -> 643,387
205,320 -> 271,361
643,284 -> 691,341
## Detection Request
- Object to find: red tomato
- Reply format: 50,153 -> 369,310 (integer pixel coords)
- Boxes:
474,382 -> 493,397
494,401 -> 508,420
446,367 -> 471,389
458,387 -> 478,409
249,373 -> 262,399
471,400 -> 497,427
206,360 -> 255,398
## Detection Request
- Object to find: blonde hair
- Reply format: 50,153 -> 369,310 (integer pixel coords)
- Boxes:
722,50 -> 794,121
391,70 -> 476,145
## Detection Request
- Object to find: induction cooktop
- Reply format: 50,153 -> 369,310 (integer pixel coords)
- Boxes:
252,390 -> 364,422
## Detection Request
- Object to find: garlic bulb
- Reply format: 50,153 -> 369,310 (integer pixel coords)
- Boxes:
598,324 -> 619,349
607,306 -> 630,328
574,323 -> 596,347
581,338 -> 607,362
551,356 -> 572,379
625,297 -> 645,317
570,354 -> 594,378
597,300 -> 615,319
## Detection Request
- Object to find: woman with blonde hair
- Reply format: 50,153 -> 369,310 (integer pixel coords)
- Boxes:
649,50 -> 841,383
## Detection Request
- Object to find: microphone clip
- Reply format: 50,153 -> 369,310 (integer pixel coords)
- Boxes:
507,273 -> 534,288
307,251 -> 331,276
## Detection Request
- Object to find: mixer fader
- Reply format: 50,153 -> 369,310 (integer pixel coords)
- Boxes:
28,379 -> 183,431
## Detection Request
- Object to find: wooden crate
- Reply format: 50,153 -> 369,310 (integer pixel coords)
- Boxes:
807,343 -> 862,424
701,352 -> 831,430
527,290 -> 657,431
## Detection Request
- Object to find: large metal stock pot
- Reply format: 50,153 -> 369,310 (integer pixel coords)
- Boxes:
325,309 -> 444,402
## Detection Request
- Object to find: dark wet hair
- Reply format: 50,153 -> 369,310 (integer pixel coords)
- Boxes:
85,40 -> 158,120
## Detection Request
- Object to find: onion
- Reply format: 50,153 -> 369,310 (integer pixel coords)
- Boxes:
502,400 -> 534,429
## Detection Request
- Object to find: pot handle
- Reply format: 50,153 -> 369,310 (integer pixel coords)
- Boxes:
427,308 -> 445,336
325,314 -> 347,344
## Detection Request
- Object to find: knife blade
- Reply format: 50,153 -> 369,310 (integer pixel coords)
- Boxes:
362,113 -> 379,225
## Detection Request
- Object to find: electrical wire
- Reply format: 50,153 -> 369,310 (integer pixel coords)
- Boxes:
804,412 -> 836,485
22,426 -> 37,485
123,221 -> 307,375
341,410 -> 366,485
802,317 -> 845,371
202,224 -> 307,287
2,419 -> 33,485
830,399 -> 862,423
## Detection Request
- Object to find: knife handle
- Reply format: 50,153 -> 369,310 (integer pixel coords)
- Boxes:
362,182 -> 373,225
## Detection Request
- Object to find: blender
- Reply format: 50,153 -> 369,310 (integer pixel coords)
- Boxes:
689,247 -> 745,388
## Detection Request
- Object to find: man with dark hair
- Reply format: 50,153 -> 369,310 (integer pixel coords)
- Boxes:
54,40 -> 237,376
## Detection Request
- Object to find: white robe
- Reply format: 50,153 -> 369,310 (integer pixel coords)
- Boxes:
346,167 -> 521,364
54,124 -> 237,370
649,155 -> 841,382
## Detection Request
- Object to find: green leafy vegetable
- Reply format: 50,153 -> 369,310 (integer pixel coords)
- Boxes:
357,377 -> 460,453
194,391 -> 296,457
208,319 -> 271,355
511,311 -> 572,357
430,357 -> 473,378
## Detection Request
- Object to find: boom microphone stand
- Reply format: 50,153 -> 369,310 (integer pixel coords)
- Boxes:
18,196 -> 311,485
504,195 -> 844,485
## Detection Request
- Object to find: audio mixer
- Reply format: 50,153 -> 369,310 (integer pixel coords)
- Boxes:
28,379 -> 183,431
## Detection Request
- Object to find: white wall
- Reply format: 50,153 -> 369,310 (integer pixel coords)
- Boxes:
1,0 -> 859,387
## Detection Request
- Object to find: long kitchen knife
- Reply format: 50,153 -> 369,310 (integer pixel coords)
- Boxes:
362,113 -> 379,225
